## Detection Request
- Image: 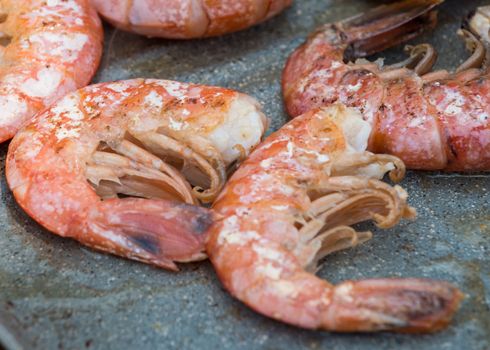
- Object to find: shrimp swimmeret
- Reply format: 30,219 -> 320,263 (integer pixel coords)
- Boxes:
6,79 -> 268,270
207,105 -> 463,333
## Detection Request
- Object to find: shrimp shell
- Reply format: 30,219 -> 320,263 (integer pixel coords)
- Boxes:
0,0 -> 103,143
282,0 -> 490,171
6,79 -> 268,270
207,105 -> 462,333
91,0 -> 292,39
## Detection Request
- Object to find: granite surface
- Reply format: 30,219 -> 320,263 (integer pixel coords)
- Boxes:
0,0 -> 489,349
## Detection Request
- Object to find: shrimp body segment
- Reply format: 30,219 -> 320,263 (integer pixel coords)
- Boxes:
207,105 -> 462,332
6,79 -> 268,270
91,0 -> 292,39
283,0 -> 490,171
0,0 -> 103,143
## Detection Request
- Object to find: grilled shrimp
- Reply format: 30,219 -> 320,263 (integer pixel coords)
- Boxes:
0,0 -> 103,143
6,79 -> 267,270
207,105 -> 463,333
283,0 -> 490,171
91,0 -> 292,39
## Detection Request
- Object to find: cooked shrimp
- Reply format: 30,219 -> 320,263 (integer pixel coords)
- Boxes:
207,105 -> 463,333
6,79 -> 268,270
283,0 -> 490,171
91,0 -> 292,39
0,0 -> 103,143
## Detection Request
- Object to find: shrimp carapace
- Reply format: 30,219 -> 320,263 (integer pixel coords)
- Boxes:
0,0 -> 103,143
207,105 -> 463,333
6,79 -> 268,270
466,5 -> 490,45
91,0 -> 292,39
283,0 -> 490,171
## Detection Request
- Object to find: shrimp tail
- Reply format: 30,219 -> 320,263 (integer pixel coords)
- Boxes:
336,0 -> 443,60
326,278 -> 464,333
88,199 -> 213,270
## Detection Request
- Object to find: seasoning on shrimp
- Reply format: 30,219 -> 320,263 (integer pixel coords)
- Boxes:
90,0 -> 292,39
6,79 -> 268,270
283,0 -> 490,171
0,0 -> 103,143
207,104 -> 463,333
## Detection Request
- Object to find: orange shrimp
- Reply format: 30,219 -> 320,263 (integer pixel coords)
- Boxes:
282,0 -> 490,171
6,79 -> 268,270
90,0 -> 292,39
207,105 -> 463,333
0,0 -> 103,143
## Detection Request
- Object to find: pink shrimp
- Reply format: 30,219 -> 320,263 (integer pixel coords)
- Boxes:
6,79 -> 268,270
0,0 -> 103,143
90,0 -> 292,39
207,105 -> 463,333
282,0 -> 490,171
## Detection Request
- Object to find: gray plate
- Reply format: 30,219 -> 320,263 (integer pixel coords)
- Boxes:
1,0 -> 489,349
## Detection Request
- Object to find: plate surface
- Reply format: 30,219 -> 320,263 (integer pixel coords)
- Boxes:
1,1 -> 489,349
